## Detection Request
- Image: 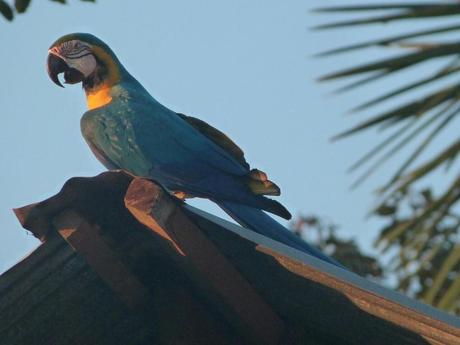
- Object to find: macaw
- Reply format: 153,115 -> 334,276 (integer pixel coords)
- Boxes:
46,33 -> 341,267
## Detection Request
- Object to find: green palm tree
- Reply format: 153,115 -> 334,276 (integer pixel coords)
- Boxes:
316,2 -> 460,314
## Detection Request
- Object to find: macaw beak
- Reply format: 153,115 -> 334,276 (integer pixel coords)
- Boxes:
47,53 -> 67,87
47,52 -> 86,87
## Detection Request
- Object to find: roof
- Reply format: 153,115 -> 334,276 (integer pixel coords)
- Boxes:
1,171 -> 459,345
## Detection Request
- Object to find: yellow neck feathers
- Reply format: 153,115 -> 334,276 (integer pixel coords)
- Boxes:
85,46 -> 121,110
86,86 -> 112,110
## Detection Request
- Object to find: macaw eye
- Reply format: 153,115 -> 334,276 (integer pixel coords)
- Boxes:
74,42 -> 81,49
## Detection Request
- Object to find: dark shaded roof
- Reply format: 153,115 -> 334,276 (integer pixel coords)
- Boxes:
0,171 -> 459,345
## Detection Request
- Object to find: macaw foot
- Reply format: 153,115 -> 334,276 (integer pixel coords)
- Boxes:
172,191 -> 194,201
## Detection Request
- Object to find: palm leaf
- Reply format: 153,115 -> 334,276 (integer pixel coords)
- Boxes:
437,275 -> 460,311
316,2 -> 460,313
384,103 -> 460,188
315,4 -> 460,12
317,4 -> 460,189
314,4 -> 460,29
317,23 -> 460,57
321,43 -> 460,82
333,82 -> 460,140
423,244 -> 460,304
351,62 -> 460,112
396,138 -> 460,192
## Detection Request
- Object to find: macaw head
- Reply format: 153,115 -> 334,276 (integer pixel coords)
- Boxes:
47,33 -> 125,109
47,33 -> 122,90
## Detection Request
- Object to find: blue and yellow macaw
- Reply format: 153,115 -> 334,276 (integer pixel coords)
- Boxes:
46,33 -> 340,266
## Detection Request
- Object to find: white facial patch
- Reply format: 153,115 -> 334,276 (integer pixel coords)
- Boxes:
66,54 -> 97,78
57,40 -> 97,78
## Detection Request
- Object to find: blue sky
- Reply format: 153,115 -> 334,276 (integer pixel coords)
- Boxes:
1,0 -> 454,273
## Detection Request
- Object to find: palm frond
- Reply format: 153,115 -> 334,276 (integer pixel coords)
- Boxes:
333,82 -> 460,140
350,103 -> 457,189
437,275 -> 460,311
423,244 -> 460,304
317,23 -> 460,57
316,2 -> 460,314
385,103 -> 460,188
351,63 -> 460,112
315,4 -> 459,12
397,138 -> 460,191
321,42 -> 460,82
314,4 -> 460,29
374,187 -> 460,310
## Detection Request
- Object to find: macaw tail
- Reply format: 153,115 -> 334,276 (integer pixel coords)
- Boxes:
216,200 -> 343,267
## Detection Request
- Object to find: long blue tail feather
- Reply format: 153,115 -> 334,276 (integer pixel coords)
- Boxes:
216,200 -> 344,268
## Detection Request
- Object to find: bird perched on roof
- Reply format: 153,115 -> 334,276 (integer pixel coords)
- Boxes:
46,33 -> 341,266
